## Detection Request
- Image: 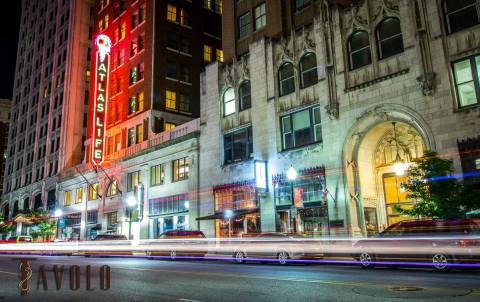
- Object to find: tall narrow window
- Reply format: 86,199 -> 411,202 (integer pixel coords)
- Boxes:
173,158 -> 189,182
88,183 -> 99,201
453,55 -> 480,108
127,128 -> 135,146
64,191 -> 71,206
75,188 -> 83,204
376,18 -> 404,59
444,0 -> 479,34
348,31 -> 371,70
239,81 -> 251,111
278,62 -> 295,96
179,93 -> 191,112
166,90 -> 177,110
151,164 -> 165,186
120,22 -> 126,40
216,49 -> 224,62
180,9 -> 190,26
107,181 -> 118,197
299,53 -> 318,88
204,45 -> 212,62
254,3 -> 266,30
136,124 -> 143,144
167,4 -> 177,22
223,87 -> 236,116
127,171 -> 140,192
238,12 -> 250,39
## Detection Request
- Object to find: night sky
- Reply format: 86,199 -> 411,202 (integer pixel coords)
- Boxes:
0,1 -> 21,100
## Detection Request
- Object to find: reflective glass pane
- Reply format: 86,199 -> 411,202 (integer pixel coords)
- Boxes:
454,60 -> 473,84
293,110 -> 310,130
458,82 -> 477,106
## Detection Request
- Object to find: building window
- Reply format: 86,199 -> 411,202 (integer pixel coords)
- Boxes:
180,9 -> 190,26
166,90 -> 176,110
295,0 -> 311,11
204,45 -> 212,62
180,37 -> 191,54
127,127 -> 135,146
120,22 -> 126,40
75,188 -> 83,204
239,81 -> 251,111
453,55 -> 480,108
281,106 -> 322,150
172,158 -> 189,182
64,191 -> 71,206
130,34 -> 144,57
443,0 -> 479,34
216,49 -> 224,62
127,171 -> 140,192
476,158 -> 480,170
180,64 -> 191,83
166,60 -> 177,79
376,18 -> 404,60
151,164 -> 165,186
149,194 -> 188,216
165,122 -> 176,131
167,4 -> 177,22
129,63 -> 144,85
131,11 -> 138,29
179,93 -> 191,112
238,12 -> 250,39
136,124 -> 143,144
348,31 -> 371,70
223,87 -> 236,116
278,62 -> 295,96
88,183 -> 99,201
106,181 -> 118,197
254,3 -> 266,30
139,4 -> 146,23
299,52 -> 318,88
224,126 -> 253,164
106,212 -> 118,230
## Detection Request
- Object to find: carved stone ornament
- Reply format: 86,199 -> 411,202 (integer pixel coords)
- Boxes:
372,0 -> 399,21
345,1 -> 369,35
416,72 -> 436,96
301,26 -> 316,51
277,35 -> 294,63
223,64 -> 235,87
239,55 -> 250,80
325,102 -> 339,120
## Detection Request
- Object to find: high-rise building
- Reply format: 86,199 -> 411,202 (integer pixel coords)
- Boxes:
198,0 -> 480,237
0,99 -> 12,199
1,0 -> 92,229
85,0 -> 223,164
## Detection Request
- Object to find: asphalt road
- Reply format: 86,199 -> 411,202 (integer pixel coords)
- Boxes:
0,255 -> 479,302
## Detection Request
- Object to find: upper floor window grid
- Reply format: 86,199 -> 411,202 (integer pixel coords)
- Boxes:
443,0 -> 479,34
348,31 -> 372,70
376,17 -> 404,60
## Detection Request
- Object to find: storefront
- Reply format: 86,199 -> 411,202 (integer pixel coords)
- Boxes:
197,180 -> 260,237
273,166 -> 329,237
148,194 -> 189,239
61,212 -> 81,240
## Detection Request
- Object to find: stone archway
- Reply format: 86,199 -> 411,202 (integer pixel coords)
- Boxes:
342,104 -> 435,235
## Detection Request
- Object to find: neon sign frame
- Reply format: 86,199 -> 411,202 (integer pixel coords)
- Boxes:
91,34 -> 112,166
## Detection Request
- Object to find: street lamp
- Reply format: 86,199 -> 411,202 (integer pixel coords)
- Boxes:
54,209 -> 63,240
126,195 -> 137,240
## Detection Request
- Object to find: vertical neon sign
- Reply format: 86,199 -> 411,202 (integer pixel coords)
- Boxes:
91,34 -> 111,166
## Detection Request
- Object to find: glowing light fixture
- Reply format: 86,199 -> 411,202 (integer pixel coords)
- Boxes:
127,196 -> 137,207
224,209 -> 234,219
287,165 -> 297,181
54,209 -> 63,218
392,122 -> 407,176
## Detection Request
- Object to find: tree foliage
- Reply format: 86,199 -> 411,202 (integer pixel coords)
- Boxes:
0,214 -> 14,235
398,151 -> 480,219
30,220 -> 56,240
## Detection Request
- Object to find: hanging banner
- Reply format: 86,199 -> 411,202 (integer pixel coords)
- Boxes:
293,187 -> 304,208
91,34 -> 112,166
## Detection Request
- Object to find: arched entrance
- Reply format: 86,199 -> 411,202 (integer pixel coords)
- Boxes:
343,104 -> 435,236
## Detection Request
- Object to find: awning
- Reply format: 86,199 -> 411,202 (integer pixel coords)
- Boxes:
196,208 -> 259,221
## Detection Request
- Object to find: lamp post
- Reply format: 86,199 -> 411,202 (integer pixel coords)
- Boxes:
126,195 -> 137,240
287,165 -> 297,233
54,209 -> 63,240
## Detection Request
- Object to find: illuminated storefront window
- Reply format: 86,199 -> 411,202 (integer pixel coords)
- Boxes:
149,194 -> 189,239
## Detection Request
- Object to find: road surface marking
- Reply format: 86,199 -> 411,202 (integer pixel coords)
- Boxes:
0,270 -> 17,276
179,299 -> 203,302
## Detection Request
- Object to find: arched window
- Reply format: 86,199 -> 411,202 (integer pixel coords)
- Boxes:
239,81 -> 251,111
223,87 -> 236,116
444,0 -> 479,34
278,62 -> 295,96
299,53 -> 318,88
376,18 -> 404,60
348,31 -> 371,70
107,181 -> 119,197
12,201 -> 19,217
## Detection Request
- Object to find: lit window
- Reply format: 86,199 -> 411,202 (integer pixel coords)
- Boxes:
173,157 -> 189,182
216,49 -> 224,62
223,87 -> 236,116
104,14 -> 109,29
138,91 -> 144,111
376,18 -> 404,60
128,95 -> 138,115
64,191 -> 71,206
444,0 -> 479,34
136,124 -> 143,144
114,28 -> 119,44
88,183 -> 99,200
180,9 -> 190,26
254,3 -> 266,30
127,128 -> 135,146
75,188 -> 83,204
98,19 -> 104,32
475,158 -> 480,170
120,22 -> 126,40
281,106 -> 322,150
453,55 -> 480,108
278,62 -> 295,96
204,45 -> 212,62
127,171 -> 140,192
299,53 -> 318,88
167,4 -> 177,22
238,12 -> 250,39
166,90 -> 177,110
165,122 -> 176,131
348,31 -> 371,70
151,164 -> 165,186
